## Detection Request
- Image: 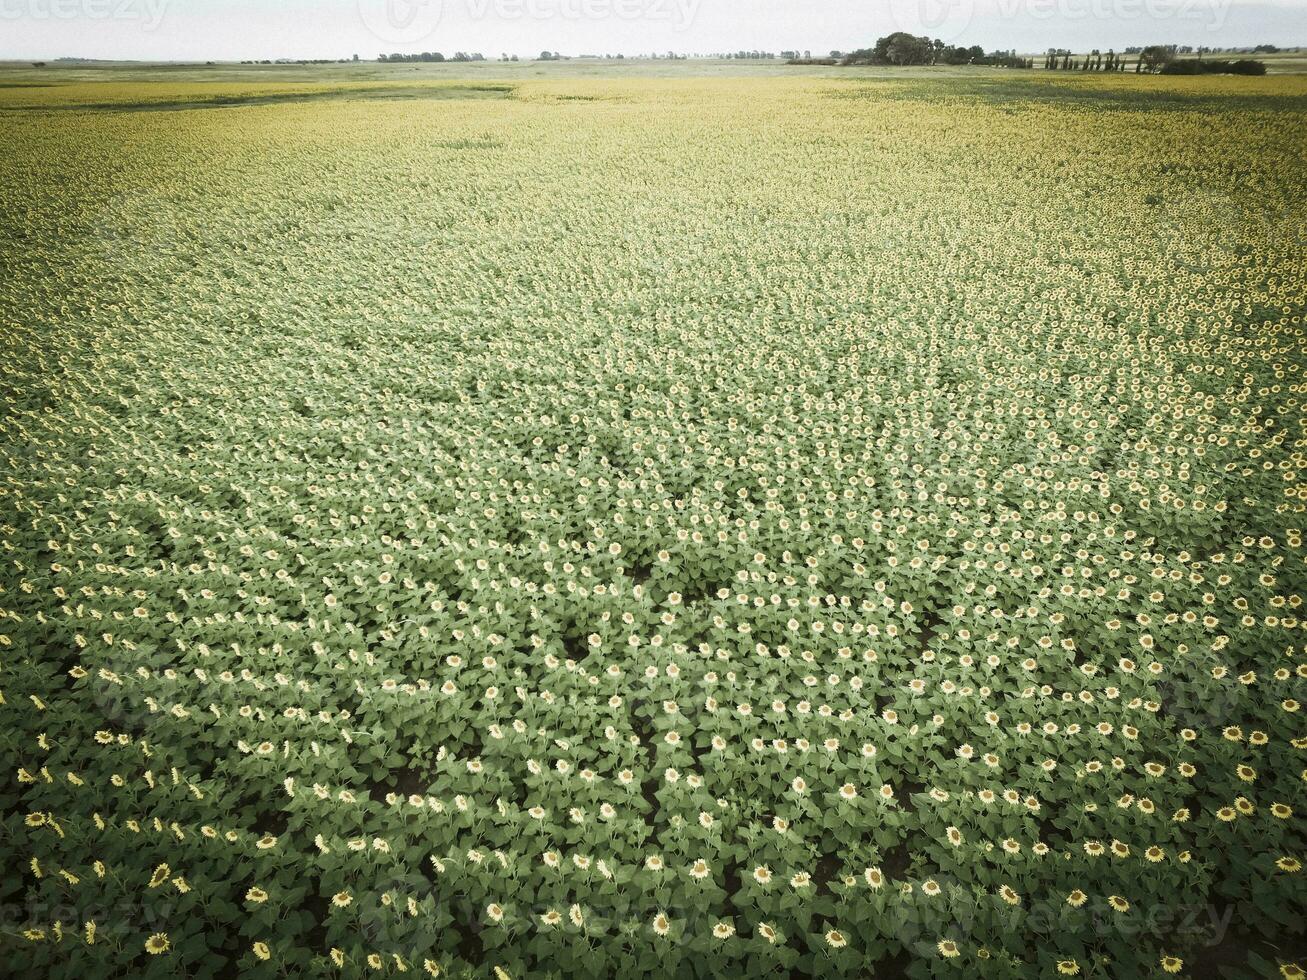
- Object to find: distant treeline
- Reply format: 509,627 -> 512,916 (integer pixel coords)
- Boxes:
1043,45 -> 1267,73
1043,49 -> 1129,71
782,35 -> 1274,74
378,52 -> 488,62
788,34 -> 1033,68
240,58 -> 360,65
1123,43 -> 1283,54
1160,59 -> 1267,75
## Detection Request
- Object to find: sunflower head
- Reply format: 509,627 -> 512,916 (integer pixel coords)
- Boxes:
144,933 -> 170,955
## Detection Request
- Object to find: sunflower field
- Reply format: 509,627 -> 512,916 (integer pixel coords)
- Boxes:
1,71 -> 1304,979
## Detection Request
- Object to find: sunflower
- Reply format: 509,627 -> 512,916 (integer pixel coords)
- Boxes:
144,932 -> 170,955
937,939 -> 960,958
1161,956 -> 1183,974
1056,960 -> 1080,975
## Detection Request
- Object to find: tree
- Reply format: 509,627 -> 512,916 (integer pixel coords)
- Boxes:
883,32 -> 932,66
1139,45 -> 1175,72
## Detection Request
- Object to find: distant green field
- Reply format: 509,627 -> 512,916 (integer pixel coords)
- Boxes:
2,67 -> 1305,980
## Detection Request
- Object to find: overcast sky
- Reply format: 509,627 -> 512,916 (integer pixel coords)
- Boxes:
1,0 -> 1303,60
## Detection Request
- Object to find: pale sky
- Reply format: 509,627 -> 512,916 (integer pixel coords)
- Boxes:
1,0 -> 1303,60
